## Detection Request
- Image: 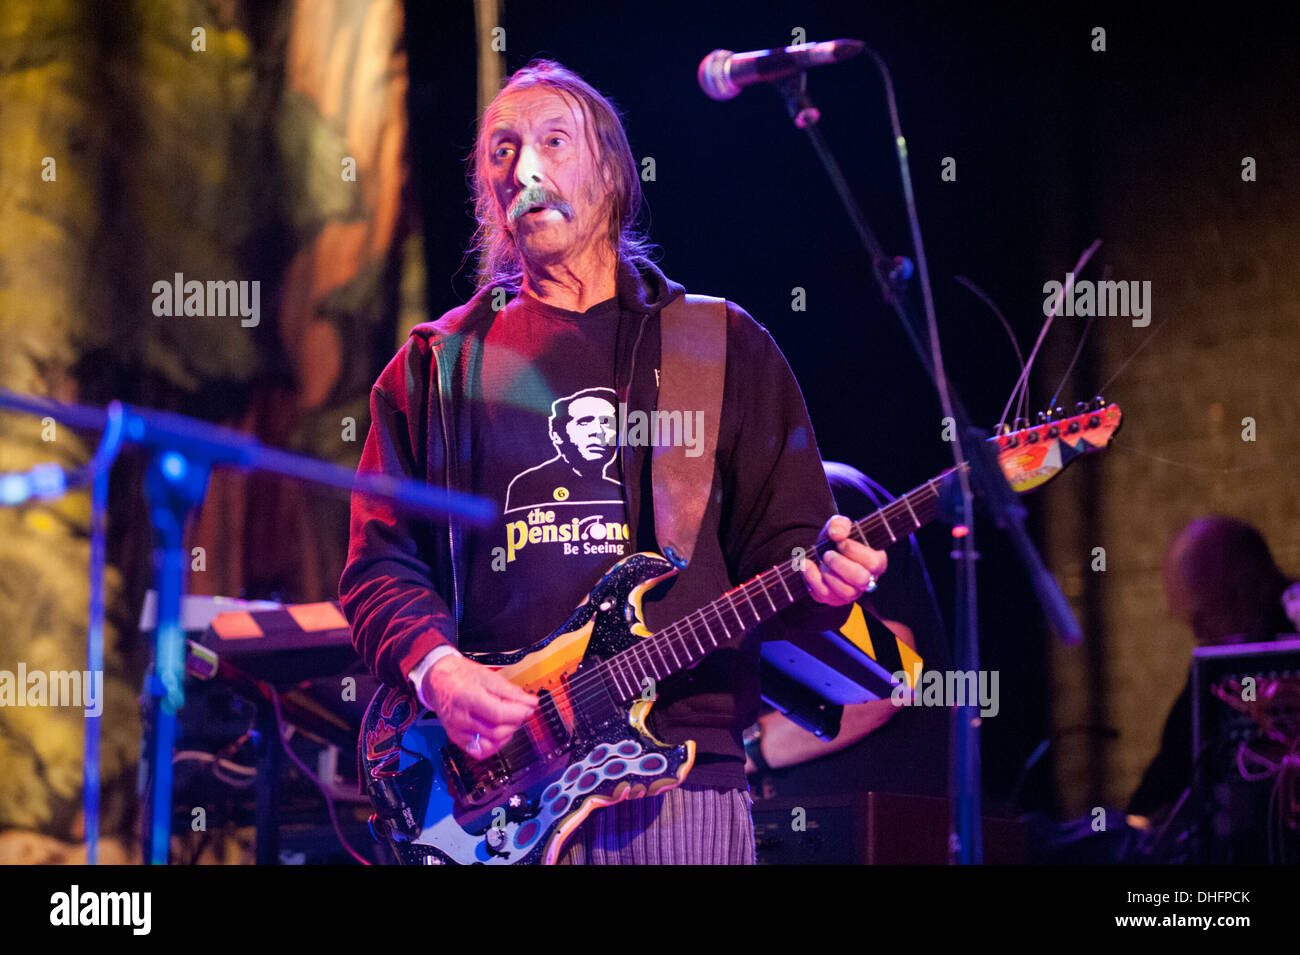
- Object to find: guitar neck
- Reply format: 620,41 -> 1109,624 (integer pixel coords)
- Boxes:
596,398 -> 1123,702
597,464 -> 963,702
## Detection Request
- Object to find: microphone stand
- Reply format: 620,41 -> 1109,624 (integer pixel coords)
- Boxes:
771,73 -> 1081,864
0,388 -> 493,864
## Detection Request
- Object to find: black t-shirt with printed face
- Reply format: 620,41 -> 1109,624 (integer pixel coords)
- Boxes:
342,253 -> 857,791
459,290 -> 633,654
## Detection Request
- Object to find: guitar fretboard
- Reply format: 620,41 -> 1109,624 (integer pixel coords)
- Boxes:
597,465 -> 962,701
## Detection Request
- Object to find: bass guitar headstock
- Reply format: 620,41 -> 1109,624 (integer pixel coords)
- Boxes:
991,397 -> 1122,493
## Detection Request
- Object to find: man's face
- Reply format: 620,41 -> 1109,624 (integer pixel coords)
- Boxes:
483,87 -> 613,269
558,396 -> 617,463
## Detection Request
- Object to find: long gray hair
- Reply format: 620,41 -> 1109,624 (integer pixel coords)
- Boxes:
468,60 -> 652,292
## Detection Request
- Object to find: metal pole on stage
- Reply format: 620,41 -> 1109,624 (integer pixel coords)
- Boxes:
759,62 -> 1083,863
0,387 -> 492,864
140,450 -> 209,864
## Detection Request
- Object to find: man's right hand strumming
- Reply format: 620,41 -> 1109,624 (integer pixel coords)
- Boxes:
419,654 -> 539,760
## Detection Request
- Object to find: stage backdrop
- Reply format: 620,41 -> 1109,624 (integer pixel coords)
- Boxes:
0,0 -> 419,862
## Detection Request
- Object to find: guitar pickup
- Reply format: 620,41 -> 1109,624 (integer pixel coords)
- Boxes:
442,747 -> 470,801
537,687 -> 570,751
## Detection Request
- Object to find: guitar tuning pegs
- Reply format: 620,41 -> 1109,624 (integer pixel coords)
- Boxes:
1075,401 -> 1088,415
1053,406 -> 1065,421
1013,417 -> 1028,432
1092,395 -> 1105,410
1036,411 -> 1050,425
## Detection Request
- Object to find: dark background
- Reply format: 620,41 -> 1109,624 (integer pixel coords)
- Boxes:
402,0 -> 1300,817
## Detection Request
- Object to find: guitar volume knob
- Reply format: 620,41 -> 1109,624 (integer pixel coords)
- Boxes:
485,825 -> 509,855
505,792 -> 536,821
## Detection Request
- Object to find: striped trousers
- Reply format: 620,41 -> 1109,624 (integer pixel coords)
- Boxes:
556,787 -> 756,865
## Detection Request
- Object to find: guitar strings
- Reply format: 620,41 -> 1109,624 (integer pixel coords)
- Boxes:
486,398 -> 1097,774
594,480 -> 947,698
483,482 -> 951,772
467,412 -> 1106,780
486,407 -> 1101,773
539,480 -> 942,706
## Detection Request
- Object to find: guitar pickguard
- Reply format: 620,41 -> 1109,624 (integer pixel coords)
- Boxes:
360,552 -> 695,865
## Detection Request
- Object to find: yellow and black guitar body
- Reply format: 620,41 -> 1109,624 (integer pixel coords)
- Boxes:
359,552 -> 696,865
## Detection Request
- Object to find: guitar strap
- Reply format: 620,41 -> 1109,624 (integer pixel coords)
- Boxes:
651,293 -> 727,569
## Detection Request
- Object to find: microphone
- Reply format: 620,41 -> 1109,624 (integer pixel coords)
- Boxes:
697,39 -> 865,101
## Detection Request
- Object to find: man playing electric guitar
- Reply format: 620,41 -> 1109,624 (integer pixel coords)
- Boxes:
340,59 -> 886,864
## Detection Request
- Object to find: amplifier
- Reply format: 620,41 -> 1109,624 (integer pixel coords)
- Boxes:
1190,635 -> 1300,863
201,600 -> 359,683
1193,635 -> 1300,757
752,792 -> 1028,864
140,593 -> 359,683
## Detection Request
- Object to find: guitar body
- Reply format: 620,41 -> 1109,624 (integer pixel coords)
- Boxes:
359,552 -> 696,865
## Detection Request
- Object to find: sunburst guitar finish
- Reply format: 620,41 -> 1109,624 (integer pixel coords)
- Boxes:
361,553 -> 694,865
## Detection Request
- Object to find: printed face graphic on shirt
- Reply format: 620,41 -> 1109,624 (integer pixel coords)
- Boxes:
504,387 -> 622,513
558,394 -> 617,466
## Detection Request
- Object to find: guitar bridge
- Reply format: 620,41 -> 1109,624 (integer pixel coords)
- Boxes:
444,747 -> 513,807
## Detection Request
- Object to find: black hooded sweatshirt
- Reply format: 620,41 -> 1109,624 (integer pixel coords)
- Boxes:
340,255 -> 850,789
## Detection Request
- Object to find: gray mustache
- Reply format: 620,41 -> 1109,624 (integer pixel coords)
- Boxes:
508,185 -> 575,223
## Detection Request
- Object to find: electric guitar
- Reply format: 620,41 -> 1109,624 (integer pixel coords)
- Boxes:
358,400 -> 1123,864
